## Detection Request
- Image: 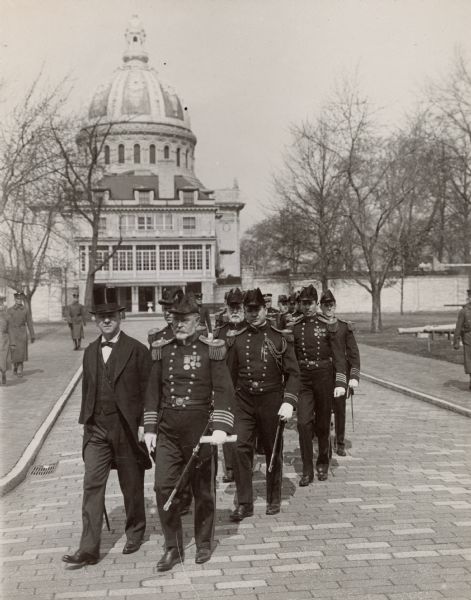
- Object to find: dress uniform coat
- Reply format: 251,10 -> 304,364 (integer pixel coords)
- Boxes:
66,301 -> 86,340
292,314 -> 347,475
144,334 -> 234,552
7,304 -> 35,363
148,323 -> 174,359
78,332 -> 152,557
333,318 -> 360,450
226,322 -> 300,509
453,301 -> 471,374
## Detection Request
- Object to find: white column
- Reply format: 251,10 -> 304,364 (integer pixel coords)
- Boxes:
131,286 -> 139,313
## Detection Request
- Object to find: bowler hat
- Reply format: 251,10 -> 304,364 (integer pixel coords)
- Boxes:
244,288 -> 265,307
298,285 -> 318,302
169,292 -> 200,315
90,286 -> 124,314
320,289 -> 336,305
227,287 -> 245,305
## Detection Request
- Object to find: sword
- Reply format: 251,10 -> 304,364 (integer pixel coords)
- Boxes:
268,418 -> 285,473
349,387 -> 355,431
104,504 -> 110,531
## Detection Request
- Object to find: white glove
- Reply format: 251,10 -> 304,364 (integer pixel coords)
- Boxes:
348,379 -> 359,389
334,386 -> 345,398
207,332 -> 214,341
278,402 -> 294,421
210,430 -> 227,445
138,426 -> 145,442
144,432 -> 157,455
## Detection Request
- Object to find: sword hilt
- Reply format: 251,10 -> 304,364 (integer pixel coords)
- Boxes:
200,435 -> 238,445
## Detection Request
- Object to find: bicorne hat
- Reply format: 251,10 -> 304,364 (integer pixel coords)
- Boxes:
320,289 -> 336,305
298,285 -> 318,303
226,287 -> 245,306
159,288 -> 181,307
169,292 -> 200,315
90,286 -> 124,315
244,288 -> 266,307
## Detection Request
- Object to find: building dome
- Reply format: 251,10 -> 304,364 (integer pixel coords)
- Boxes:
88,16 -> 192,132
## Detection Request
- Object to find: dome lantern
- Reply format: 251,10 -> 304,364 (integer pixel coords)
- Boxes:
123,15 -> 149,64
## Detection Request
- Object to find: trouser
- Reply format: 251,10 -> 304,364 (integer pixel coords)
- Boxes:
223,442 -> 236,473
297,366 -> 334,474
80,414 -> 146,557
333,395 -> 346,449
233,388 -> 283,507
154,408 -> 217,551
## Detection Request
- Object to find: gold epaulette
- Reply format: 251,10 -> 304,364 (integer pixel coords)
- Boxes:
199,336 -> 227,360
270,325 -> 294,343
151,337 -> 174,361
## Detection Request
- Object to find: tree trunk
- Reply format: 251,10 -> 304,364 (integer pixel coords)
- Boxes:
370,286 -> 382,333
85,222 -> 99,313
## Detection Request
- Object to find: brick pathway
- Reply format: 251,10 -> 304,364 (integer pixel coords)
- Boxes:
1,319 -> 470,599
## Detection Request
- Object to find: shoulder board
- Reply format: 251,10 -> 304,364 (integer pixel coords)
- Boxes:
150,337 -> 174,361
270,325 -> 294,342
199,335 -> 227,360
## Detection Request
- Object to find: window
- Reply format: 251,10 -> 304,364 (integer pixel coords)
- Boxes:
155,213 -> 173,231
176,148 -> 180,167
149,144 -> 156,164
118,144 -> 125,163
183,245 -> 203,270
185,149 -> 189,168
98,216 -> 107,232
95,246 -> 110,271
134,144 -> 141,164
120,215 -> 135,231
136,245 -> 157,271
79,246 -> 87,272
164,145 -> 170,159
104,145 -> 110,165
137,190 -> 151,205
182,216 -> 196,230
182,191 -> 195,205
112,246 -> 133,271
159,245 -> 180,271
137,215 -> 154,230
205,245 -> 211,270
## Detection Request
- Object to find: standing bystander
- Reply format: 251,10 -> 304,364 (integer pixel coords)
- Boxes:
7,292 -> 35,378
453,289 -> 471,390
66,291 -> 86,350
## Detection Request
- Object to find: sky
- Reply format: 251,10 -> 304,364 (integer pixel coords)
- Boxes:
2,0 -> 471,231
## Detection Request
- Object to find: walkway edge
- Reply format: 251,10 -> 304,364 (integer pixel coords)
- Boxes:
0,365 -> 83,496
362,372 -> 471,418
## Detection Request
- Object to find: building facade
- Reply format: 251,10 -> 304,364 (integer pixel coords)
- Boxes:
75,16 -> 244,312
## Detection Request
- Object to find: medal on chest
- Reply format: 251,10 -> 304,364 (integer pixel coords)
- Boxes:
183,352 -> 201,370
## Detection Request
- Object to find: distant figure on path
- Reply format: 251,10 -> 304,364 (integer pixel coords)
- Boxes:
453,288 -> 471,390
7,292 -> 35,378
0,296 -> 14,385
66,291 -> 86,350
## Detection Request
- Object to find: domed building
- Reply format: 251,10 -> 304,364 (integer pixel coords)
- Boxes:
74,16 -> 244,312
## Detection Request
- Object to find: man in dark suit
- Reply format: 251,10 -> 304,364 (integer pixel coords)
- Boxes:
62,286 -> 152,567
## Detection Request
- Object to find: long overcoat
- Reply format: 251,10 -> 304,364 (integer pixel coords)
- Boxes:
453,303 -> 471,374
7,305 -> 34,363
80,332 -> 152,469
66,302 -> 86,340
0,311 -> 12,371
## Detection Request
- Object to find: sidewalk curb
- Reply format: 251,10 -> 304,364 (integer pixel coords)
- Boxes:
362,372 -> 471,418
0,365 -> 83,497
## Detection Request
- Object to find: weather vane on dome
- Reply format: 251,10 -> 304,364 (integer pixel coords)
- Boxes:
123,15 -> 148,64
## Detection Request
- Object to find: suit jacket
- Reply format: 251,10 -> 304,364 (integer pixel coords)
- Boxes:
80,331 -> 152,469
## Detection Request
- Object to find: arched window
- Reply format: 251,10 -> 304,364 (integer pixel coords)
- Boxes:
149,144 -> 156,164
118,144 -> 125,164
176,148 -> 181,167
104,145 -> 110,165
164,145 -> 170,159
185,149 -> 189,168
134,144 -> 141,164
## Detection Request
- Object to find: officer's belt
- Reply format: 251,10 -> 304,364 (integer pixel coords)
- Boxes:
239,382 -> 281,395
300,358 -> 332,370
162,396 -> 210,409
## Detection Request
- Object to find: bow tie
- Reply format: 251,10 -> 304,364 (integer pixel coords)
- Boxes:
101,341 -> 115,348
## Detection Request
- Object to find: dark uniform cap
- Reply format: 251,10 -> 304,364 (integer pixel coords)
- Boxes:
244,288 -> 266,307
298,284 -> 318,302
320,289 -> 336,305
90,285 -> 124,314
226,287 -> 245,305
169,292 -> 200,314
278,294 -> 288,303
14,291 -> 24,299
159,287 -> 181,306
263,293 -> 273,300
288,292 -> 298,303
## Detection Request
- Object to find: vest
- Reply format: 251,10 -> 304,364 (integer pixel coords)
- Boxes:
93,350 -> 118,416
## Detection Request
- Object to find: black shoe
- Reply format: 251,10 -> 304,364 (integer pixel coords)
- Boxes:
317,467 -> 328,481
299,474 -> 314,487
266,503 -> 280,515
222,469 -> 234,483
336,447 -> 346,456
122,540 -> 141,555
62,550 -> 98,566
229,504 -> 254,522
156,548 -> 182,572
195,547 -> 212,564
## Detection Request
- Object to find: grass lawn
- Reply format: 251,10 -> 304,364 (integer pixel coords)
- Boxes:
341,311 -> 464,366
